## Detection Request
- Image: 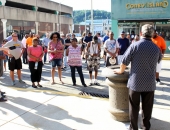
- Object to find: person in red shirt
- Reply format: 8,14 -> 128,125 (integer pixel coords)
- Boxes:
27,37 -> 44,88
152,30 -> 166,85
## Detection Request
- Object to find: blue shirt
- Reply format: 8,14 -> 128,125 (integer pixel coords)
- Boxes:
117,38 -> 130,55
122,38 -> 162,92
102,35 -> 109,43
6,35 -> 12,41
42,37 -> 50,47
84,36 -> 93,43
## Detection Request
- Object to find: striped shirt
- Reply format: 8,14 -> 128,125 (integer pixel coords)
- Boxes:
122,38 -> 162,92
68,45 -> 82,66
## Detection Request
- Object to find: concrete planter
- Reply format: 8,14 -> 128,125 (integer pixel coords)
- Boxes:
102,65 -> 129,122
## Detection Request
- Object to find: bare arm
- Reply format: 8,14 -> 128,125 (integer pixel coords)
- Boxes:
20,48 -> 25,58
114,63 -> 127,74
66,48 -> 69,56
47,42 -> 55,53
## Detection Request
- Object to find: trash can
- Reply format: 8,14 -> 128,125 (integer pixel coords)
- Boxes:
102,65 -> 129,121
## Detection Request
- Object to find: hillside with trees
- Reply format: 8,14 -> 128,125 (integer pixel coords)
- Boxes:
73,10 -> 111,24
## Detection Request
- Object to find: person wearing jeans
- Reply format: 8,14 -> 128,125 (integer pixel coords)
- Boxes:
64,34 -> 71,68
48,32 -> 64,85
42,33 -> 50,63
27,37 -> 43,88
66,38 -> 87,87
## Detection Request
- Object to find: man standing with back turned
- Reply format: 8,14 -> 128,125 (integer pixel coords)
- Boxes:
115,24 -> 162,130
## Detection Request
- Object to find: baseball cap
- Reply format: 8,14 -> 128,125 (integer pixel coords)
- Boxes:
141,24 -> 154,37
121,31 -> 125,34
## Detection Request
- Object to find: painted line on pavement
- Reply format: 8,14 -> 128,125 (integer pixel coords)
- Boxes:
6,86 -> 170,110
7,86 -> 108,101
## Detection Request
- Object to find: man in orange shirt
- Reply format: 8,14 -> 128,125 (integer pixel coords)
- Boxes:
152,30 -> 166,85
26,32 -> 34,48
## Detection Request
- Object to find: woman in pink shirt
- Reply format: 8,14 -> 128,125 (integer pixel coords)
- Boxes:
48,32 -> 64,85
27,37 -> 44,88
66,38 -> 87,87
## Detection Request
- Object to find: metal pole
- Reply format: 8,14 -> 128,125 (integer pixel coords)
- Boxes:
59,2 -> 61,33
91,0 -> 93,35
85,10 -> 86,34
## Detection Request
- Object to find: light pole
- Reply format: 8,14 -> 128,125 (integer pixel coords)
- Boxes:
59,2 -> 61,33
85,10 -> 86,34
91,0 -> 93,35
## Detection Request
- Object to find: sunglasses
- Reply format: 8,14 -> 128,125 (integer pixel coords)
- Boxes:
12,36 -> 18,37
53,37 -> 57,38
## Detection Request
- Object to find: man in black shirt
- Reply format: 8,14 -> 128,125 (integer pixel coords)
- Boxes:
64,34 -> 71,68
83,32 -> 93,63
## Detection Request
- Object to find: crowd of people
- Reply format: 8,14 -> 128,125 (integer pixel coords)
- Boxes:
0,24 -> 167,130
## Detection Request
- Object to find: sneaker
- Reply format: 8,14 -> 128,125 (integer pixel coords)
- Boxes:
11,81 -> 15,86
83,84 -> 87,87
0,97 -> 7,102
94,82 -> 100,86
1,92 -> 6,95
19,80 -> 25,84
89,83 -> 93,86
157,81 -> 163,85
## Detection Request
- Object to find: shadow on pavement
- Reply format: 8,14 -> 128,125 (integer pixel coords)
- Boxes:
0,95 -> 92,130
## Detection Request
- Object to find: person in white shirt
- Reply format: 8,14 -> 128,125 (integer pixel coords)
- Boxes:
21,34 -> 29,64
0,32 -> 25,86
104,32 -> 119,67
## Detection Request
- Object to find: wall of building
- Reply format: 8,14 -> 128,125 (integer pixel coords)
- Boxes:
0,21 -> 3,43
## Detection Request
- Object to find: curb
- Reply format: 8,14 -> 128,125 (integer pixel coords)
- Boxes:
162,57 -> 170,60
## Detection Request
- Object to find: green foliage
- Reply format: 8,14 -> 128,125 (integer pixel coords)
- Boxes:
73,10 -> 111,24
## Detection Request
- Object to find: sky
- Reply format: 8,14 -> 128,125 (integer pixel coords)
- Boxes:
51,0 -> 111,12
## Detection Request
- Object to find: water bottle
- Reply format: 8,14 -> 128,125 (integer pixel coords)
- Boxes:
34,62 -> 38,69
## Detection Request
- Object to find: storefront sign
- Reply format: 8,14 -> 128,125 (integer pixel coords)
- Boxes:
126,0 -> 168,10
111,0 -> 170,20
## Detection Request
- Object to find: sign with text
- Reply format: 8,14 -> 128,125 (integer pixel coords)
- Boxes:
111,0 -> 170,20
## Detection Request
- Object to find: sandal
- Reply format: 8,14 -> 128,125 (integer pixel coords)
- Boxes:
59,80 -> 64,84
37,85 -> 43,88
51,82 -> 56,85
32,85 -> 37,88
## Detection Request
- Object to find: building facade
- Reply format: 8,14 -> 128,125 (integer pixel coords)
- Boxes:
79,19 -> 112,35
111,0 -> 170,53
0,0 -> 73,42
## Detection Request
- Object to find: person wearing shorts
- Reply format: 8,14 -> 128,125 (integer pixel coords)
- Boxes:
48,32 -> 64,85
86,36 -> 101,86
1,32 -> 25,86
152,30 -> 166,85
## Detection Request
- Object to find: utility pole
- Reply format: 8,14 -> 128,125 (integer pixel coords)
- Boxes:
91,0 -> 93,35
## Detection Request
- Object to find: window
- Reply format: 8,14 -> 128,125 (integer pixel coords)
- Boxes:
109,27 -> 111,30
105,27 -> 107,30
156,23 -> 170,41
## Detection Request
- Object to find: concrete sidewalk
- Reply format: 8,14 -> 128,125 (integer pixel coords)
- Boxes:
0,87 -> 170,130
